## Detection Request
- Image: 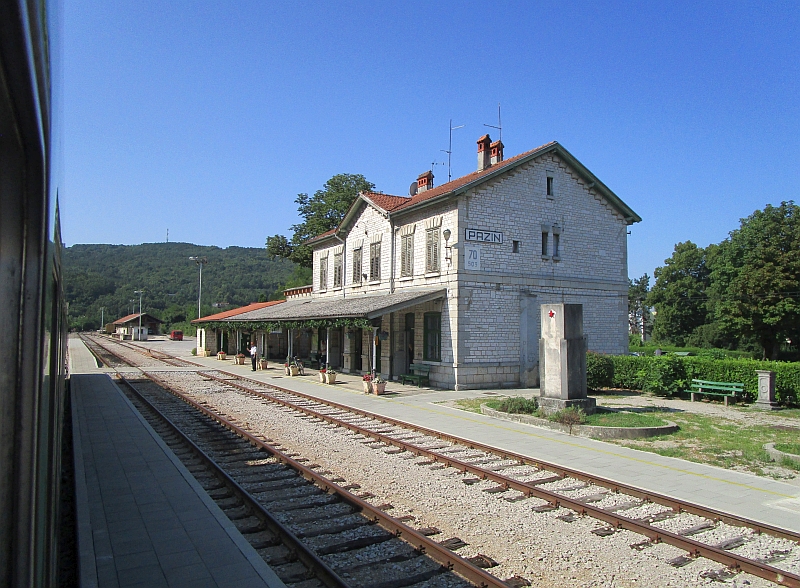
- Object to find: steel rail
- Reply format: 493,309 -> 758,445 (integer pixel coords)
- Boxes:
139,370 -> 511,588
197,371 -> 800,588
114,373 -> 349,588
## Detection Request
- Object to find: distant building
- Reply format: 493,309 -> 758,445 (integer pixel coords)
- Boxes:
112,313 -> 163,339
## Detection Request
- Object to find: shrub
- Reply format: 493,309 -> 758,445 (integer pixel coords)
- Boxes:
587,352 -> 614,390
191,347 -> 197,356
495,396 -> 538,415
610,355 -> 649,390
550,407 -> 586,434
641,355 -> 687,396
608,355 -> 800,406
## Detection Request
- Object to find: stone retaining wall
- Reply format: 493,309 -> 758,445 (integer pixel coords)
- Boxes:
480,405 -> 679,439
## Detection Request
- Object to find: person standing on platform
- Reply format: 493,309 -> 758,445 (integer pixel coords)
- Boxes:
250,341 -> 258,371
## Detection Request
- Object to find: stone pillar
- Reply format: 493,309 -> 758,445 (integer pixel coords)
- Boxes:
754,370 -> 780,410
538,303 -> 595,415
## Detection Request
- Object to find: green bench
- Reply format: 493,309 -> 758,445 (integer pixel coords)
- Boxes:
689,379 -> 744,406
400,363 -> 431,387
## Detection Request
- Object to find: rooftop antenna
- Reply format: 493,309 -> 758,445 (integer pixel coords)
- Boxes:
166,228 -> 169,243
441,119 -> 465,182
483,103 -> 502,143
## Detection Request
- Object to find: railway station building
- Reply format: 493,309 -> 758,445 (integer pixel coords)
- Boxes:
112,312 -> 163,338
198,138 -> 640,390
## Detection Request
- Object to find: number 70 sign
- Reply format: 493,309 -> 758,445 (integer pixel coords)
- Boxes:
465,244 -> 481,271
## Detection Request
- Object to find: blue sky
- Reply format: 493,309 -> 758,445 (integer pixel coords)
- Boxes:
63,1 -> 800,282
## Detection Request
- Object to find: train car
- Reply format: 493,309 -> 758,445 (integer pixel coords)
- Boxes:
0,1 -> 69,587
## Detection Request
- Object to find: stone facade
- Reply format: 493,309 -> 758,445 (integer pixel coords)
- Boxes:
306,140 -> 638,390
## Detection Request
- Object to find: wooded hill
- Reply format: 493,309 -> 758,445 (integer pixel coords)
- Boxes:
64,243 -> 301,332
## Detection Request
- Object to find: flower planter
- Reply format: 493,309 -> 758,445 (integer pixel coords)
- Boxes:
319,372 -> 327,383
325,373 -> 337,385
259,360 -> 268,370
373,382 -> 387,395
217,352 -> 227,360
285,366 -> 298,376
362,381 -> 373,394
234,356 -> 246,365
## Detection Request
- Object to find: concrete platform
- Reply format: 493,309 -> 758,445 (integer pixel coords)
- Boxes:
70,371 -> 285,588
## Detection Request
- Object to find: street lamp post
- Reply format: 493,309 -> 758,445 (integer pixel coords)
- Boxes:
134,290 -> 144,338
100,307 -> 104,331
189,256 -> 208,320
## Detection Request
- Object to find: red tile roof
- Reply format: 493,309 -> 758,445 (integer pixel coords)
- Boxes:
192,300 -> 284,323
113,313 -> 163,325
113,313 -> 141,324
364,141 -> 557,212
365,193 -> 409,212
305,227 -> 337,245
305,139 -> 640,246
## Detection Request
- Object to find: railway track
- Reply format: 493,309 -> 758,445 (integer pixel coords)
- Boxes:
80,334 -> 800,586
190,371 -> 800,587
79,334 -> 522,588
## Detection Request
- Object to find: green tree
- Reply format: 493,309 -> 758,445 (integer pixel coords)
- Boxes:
266,173 -> 375,268
628,273 -> 650,343
708,201 -> 800,359
647,241 -> 710,346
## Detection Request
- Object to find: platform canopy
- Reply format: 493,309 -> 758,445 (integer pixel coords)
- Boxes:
201,288 -> 446,330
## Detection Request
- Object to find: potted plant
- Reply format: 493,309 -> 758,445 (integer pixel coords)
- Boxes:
362,373 -> 373,394
284,361 -> 290,376
217,350 -> 227,360
235,352 -> 246,365
259,356 -> 268,370
373,375 -> 387,395
318,366 -> 327,383
325,368 -> 337,384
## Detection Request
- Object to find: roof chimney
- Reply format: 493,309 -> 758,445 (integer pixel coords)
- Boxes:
477,134 -> 491,171
417,170 -> 434,193
490,140 -> 504,165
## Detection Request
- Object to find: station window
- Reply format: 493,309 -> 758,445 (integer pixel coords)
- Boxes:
333,252 -> 342,288
512,240 -> 520,254
541,231 -> 549,257
546,171 -> 555,198
370,242 -> 381,281
423,312 -> 441,361
319,256 -> 328,290
426,228 -> 440,273
553,233 -> 560,258
401,234 -> 414,277
352,248 -> 362,283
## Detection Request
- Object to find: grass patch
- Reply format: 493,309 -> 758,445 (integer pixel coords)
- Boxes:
584,411 -> 668,428
774,442 -> 800,456
452,397 -> 500,413
492,396 -> 539,415
612,412 -> 800,476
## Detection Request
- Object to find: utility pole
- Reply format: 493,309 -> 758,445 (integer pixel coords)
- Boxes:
189,257 -> 209,320
134,290 -> 144,338
100,307 -> 104,331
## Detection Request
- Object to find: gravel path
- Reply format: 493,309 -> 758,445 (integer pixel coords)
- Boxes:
155,371 -> 797,587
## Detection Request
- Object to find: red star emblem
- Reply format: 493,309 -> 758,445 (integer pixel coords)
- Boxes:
549,310 -> 555,318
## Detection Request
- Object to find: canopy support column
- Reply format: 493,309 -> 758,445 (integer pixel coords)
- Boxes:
325,328 -> 330,368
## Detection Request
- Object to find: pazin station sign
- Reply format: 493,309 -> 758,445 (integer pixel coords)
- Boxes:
465,228 -> 503,244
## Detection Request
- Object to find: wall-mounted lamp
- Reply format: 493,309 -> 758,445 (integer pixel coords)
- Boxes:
362,273 -> 368,282
443,228 -> 452,263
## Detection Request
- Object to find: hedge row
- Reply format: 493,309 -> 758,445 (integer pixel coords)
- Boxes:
586,353 -> 800,406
